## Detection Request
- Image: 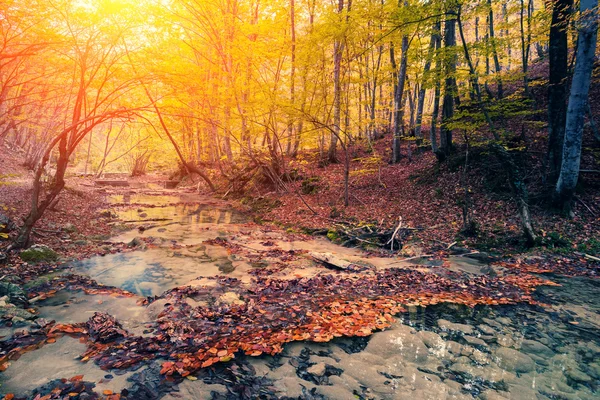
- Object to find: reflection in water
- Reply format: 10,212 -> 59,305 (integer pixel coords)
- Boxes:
108,193 -> 183,206
395,277 -> 600,399
73,249 -> 231,296
114,203 -> 247,225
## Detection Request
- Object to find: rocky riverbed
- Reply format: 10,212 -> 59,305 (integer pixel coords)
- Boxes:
0,191 -> 598,399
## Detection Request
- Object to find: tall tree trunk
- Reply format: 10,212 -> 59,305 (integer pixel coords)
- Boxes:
439,10 -> 457,159
546,0 -> 573,186
503,3 -> 511,70
222,107 -> 234,162
368,45 -> 383,139
520,0 -> 532,97
408,83 -> 415,135
14,135 -> 68,249
474,16 -> 480,66
487,0 -> 503,98
484,14 -> 492,97
392,1 -> 409,163
554,0 -> 598,212
531,0 -> 546,59
286,0 -> 296,155
430,28 -> 442,154
416,22 -> 440,143
328,0 -> 345,163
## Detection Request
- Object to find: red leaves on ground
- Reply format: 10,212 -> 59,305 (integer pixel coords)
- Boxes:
27,274 -> 135,302
496,254 -> 599,278
63,265 -> 560,379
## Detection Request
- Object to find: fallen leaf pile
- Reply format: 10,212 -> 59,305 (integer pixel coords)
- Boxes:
496,254 -> 599,278
0,320 -> 54,372
26,274 -> 135,302
87,313 -> 128,343
5,264 -> 553,381
25,375 -> 104,400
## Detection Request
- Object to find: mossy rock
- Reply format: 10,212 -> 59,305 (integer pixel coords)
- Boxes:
326,229 -> 340,243
0,304 -> 36,321
0,282 -> 28,306
19,245 -> 59,263
577,238 -> 600,256
23,271 -> 64,290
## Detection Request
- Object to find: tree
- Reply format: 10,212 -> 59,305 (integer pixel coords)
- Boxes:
286,0 -> 297,156
430,23 -> 443,154
13,0 -> 141,248
486,0 -> 503,98
439,6 -> 458,159
554,0 -> 598,212
328,0 -> 347,163
391,0 -> 409,164
546,0 -> 573,186
519,0 -> 533,97
415,21 -> 440,145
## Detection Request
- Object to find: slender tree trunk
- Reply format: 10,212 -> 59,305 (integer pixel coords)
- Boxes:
222,107 -> 234,162
503,3 -> 512,71
328,0 -> 345,163
484,15 -> 492,97
546,0 -> 573,186
439,10 -> 457,159
344,145 -> 350,206
520,0 -> 532,97
292,0 -> 316,156
430,29 -> 442,153
488,0 -> 503,98
286,0 -> 296,155
392,2 -> 409,163
554,0 -> 598,212
531,0 -> 546,59
474,16 -> 480,66
416,22 -> 440,143
368,45 -> 383,139
408,83 -> 415,134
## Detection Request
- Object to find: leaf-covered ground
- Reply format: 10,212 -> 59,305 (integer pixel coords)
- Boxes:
0,151 -> 599,399
0,234 -> 567,391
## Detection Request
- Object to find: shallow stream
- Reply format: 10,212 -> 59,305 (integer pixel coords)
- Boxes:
1,192 -> 598,399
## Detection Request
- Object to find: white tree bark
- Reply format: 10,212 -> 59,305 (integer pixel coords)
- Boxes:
555,0 -> 598,209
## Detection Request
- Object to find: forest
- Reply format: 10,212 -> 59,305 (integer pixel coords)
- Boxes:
0,0 -> 599,399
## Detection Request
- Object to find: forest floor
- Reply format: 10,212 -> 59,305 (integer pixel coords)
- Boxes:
258,136 -> 599,256
0,143 -> 600,399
